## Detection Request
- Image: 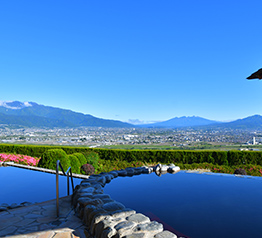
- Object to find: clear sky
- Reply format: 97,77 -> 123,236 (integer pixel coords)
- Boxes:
1,0 -> 262,124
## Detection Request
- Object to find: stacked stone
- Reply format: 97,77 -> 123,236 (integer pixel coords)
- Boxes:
0,201 -> 35,212
72,165 -> 180,238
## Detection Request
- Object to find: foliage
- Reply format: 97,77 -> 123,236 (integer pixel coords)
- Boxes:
97,159 -> 144,173
81,164 -> 95,175
38,149 -> 70,171
176,162 -> 262,177
72,153 -> 87,166
82,151 -> 99,171
2,144 -> 262,177
68,154 -> 80,174
2,144 -> 262,167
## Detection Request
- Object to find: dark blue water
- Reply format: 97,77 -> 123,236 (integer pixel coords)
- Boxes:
104,171 -> 262,238
0,166 -> 82,204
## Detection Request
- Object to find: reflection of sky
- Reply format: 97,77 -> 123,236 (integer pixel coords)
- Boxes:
104,171 -> 262,238
0,167 -> 82,204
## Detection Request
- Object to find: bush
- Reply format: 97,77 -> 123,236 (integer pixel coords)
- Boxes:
38,149 -> 70,171
72,153 -> 87,166
68,154 -> 81,174
81,164 -> 95,175
82,151 -> 99,171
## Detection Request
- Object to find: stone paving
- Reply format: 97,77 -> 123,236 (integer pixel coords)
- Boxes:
0,195 -> 91,238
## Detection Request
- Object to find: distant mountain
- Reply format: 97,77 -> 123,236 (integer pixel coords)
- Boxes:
1,101 -> 262,130
0,101 -> 132,128
140,116 -> 219,128
211,115 -> 262,130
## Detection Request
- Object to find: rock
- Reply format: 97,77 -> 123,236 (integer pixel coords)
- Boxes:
72,192 -> 94,207
115,221 -> 136,237
167,166 -> 180,173
117,170 -> 128,176
133,221 -> 163,234
234,168 -> 247,175
127,213 -> 150,224
108,171 -> 119,178
160,165 -> 169,172
79,187 -> 95,194
20,201 -> 33,206
96,217 -> 123,238
78,198 -> 104,210
93,183 -> 103,190
123,233 -> 146,238
90,214 -> 112,234
155,170 -> 167,177
82,205 -> 97,225
0,206 -> 8,212
93,189 -> 104,195
101,227 -> 117,238
83,205 -> 106,227
89,174 -> 103,179
154,164 -> 162,172
142,167 -> 153,174
133,168 -> 143,175
96,176 -> 107,186
104,174 -> 114,183
154,231 -> 177,238
9,203 -> 23,209
80,182 -> 92,187
110,208 -> 136,218
102,201 -> 125,212
125,168 -> 135,176
101,198 -> 115,204
92,194 -> 112,203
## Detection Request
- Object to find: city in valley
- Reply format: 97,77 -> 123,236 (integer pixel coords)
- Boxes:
0,125 -> 262,150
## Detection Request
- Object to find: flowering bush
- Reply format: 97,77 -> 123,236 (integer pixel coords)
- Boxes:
81,164 -> 95,175
0,153 -> 40,166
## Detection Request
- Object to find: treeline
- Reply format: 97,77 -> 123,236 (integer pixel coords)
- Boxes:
0,144 -> 262,166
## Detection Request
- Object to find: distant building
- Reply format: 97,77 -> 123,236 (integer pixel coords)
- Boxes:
253,137 -> 256,145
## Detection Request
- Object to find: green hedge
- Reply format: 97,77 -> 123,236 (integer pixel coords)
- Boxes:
68,154 -> 81,174
1,144 -> 262,166
38,149 -> 70,171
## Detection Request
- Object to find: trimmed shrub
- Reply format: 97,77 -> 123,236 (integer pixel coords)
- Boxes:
72,153 -> 87,166
82,151 -> 99,171
81,164 -> 95,175
68,154 -> 81,174
38,149 -> 70,171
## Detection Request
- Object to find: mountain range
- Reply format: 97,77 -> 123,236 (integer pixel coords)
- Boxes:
0,101 -> 262,130
0,101 -> 132,128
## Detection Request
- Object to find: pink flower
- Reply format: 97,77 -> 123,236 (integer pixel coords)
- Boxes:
0,153 -> 39,166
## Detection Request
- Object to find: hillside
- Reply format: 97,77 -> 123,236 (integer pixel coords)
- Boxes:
0,101 -> 132,128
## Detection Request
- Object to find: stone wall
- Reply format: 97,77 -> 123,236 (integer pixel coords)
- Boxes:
72,164 -> 180,238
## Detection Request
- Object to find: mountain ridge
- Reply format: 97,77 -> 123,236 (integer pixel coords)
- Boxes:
0,101 -> 262,130
0,101 -> 132,128
139,116 -> 219,128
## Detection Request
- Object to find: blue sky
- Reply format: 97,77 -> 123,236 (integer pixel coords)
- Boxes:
1,0 -> 262,124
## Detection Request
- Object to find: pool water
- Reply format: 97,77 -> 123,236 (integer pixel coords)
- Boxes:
0,166 -> 82,205
103,171 -> 262,238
